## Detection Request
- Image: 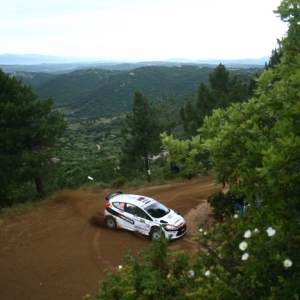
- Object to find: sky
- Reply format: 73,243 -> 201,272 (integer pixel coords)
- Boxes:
1,0 -> 288,62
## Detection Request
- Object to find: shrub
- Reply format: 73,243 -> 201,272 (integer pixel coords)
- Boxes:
111,176 -> 127,188
207,191 -> 235,221
87,231 -> 193,300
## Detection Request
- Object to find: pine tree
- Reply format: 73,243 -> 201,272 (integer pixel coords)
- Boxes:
0,69 -> 67,206
121,90 -> 171,181
180,64 -> 250,137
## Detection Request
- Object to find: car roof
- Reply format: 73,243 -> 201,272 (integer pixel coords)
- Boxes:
109,193 -> 157,209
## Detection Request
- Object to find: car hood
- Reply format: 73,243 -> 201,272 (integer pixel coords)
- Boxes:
158,210 -> 186,227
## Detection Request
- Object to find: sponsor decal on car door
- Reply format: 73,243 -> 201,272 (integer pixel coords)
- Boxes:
132,206 -> 152,235
133,216 -> 151,235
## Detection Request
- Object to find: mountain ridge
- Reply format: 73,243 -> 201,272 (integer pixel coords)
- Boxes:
0,54 -> 269,73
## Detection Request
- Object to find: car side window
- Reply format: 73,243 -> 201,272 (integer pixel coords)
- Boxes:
135,207 -> 152,221
113,202 -> 125,210
125,203 -> 136,215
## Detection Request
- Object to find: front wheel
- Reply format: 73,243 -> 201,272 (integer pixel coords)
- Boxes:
105,216 -> 117,229
150,227 -> 161,240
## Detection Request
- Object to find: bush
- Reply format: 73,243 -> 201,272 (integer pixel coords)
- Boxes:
207,191 -> 235,221
87,231 -> 194,300
111,176 -> 127,188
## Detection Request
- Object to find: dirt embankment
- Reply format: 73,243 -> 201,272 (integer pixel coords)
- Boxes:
0,176 -> 224,300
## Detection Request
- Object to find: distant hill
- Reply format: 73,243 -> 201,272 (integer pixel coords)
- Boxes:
0,54 -> 268,73
7,71 -> 56,87
32,66 -> 212,118
22,65 -> 262,119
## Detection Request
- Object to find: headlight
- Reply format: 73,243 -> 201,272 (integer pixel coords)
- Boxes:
163,224 -> 177,231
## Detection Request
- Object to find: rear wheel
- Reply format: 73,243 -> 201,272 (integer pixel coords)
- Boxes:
105,216 -> 117,229
150,227 -> 160,240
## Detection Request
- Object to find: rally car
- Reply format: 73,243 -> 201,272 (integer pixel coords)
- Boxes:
104,191 -> 187,240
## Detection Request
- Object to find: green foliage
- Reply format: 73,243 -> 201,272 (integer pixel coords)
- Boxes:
88,209 -> 300,299
161,132 -> 210,179
0,69 -> 67,206
159,1 -> 300,298
265,47 -> 283,70
120,91 -> 176,181
27,65 -> 262,121
10,71 -> 55,88
53,116 -> 124,189
207,191 -> 235,221
89,231 -> 194,300
83,2 -> 300,298
193,206 -> 300,299
34,65 -> 214,119
4,65 -> 262,196
179,64 -> 255,137
209,63 -> 230,93
111,176 -> 127,188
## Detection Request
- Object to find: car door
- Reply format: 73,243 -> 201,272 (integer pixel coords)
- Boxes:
122,204 -> 152,235
121,203 -> 136,231
111,201 -> 131,230
132,206 -> 153,235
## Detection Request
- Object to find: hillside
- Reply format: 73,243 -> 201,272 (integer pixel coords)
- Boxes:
23,65 -> 262,119
1,64 -> 264,197
34,65 -> 212,118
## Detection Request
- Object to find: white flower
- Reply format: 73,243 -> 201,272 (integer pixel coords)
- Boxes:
204,232 -> 207,235
199,228 -> 203,232
254,228 -> 258,232
283,259 -> 292,268
234,214 -> 238,219
242,253 -> 249,261
188,270 -> 195,277
266,227 -> 276,237
118,265 -> 123,269
244,230 -> 251,238
239,241 -> 248,251
204,270 -> 211,276
88,176 -> 93,180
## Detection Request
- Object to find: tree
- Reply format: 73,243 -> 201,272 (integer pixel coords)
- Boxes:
179,99 -> 200,136
180,64 -> 251,137
120,90 -> 172,181
0,70 -> 67,206
208,63 -> 229,94
196,83 -> 215,125
88,2 -> 300,299
161,0 -> 300,297
265,46 -> 283,69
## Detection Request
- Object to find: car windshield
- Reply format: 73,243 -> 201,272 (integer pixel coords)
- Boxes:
144,202 -> 170,218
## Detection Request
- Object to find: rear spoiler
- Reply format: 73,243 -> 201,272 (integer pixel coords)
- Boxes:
105,191 -> 123,200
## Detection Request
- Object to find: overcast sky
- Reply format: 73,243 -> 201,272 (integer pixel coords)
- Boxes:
1,0 -> 287,62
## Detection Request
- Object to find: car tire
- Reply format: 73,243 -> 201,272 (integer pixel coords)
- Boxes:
105,216 -> 117,229
150,227 -> 160,240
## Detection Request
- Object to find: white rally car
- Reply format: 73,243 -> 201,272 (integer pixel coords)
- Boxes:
104,191 -> 187,240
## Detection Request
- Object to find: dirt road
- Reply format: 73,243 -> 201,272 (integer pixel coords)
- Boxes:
0,176 -> 224,300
